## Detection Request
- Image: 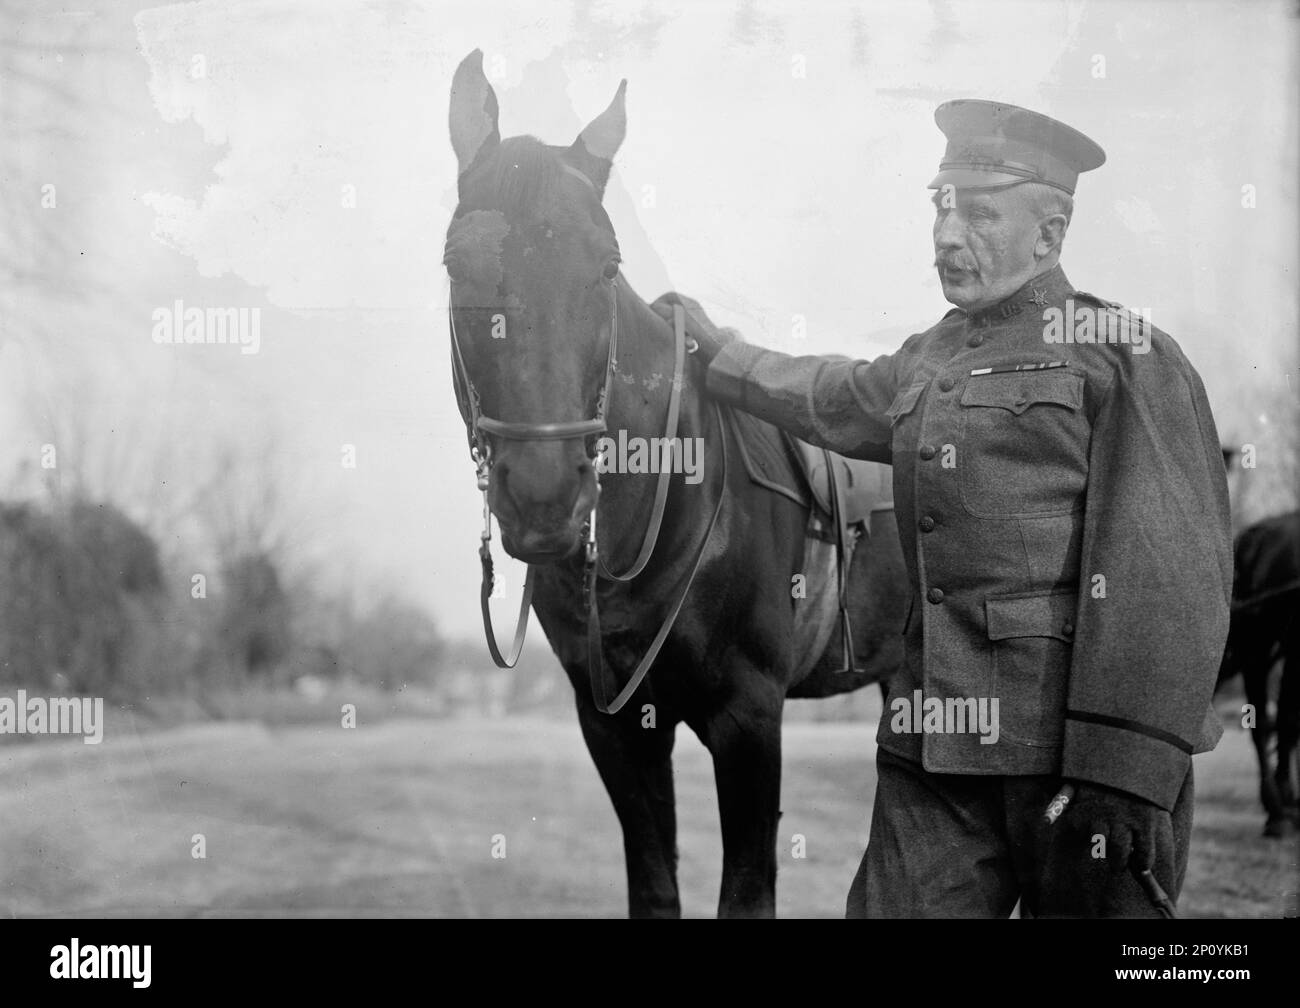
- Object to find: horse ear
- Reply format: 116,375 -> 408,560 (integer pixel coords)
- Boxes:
449,49 -> 500,177
566,80 -> 627,198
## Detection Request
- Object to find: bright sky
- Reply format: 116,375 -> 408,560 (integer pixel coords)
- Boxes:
2,0 -> 1296,640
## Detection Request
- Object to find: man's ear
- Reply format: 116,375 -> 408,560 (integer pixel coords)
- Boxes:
1036,213 -> 1069,259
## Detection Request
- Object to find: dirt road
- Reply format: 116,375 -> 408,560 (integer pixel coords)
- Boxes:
0,708 -> 1291,917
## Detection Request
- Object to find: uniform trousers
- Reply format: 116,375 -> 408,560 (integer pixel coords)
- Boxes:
846,746 -> 1194,918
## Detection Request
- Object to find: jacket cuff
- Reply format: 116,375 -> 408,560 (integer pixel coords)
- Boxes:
1062,714 -> 1191,811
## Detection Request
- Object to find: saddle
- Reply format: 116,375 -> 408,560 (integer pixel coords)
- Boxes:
724,406 -> 894,674
790,439 -> 892,539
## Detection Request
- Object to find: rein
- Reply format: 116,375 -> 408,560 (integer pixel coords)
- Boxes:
449,288 -> 722,714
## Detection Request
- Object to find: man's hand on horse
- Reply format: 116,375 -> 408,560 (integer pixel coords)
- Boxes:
1067,780 -> 1171,875
649,292 -> 742,364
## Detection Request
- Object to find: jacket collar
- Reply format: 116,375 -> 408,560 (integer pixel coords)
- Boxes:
963,263 -> 1073,327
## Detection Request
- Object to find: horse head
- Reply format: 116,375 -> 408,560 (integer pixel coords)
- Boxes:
445,50 -> 627,564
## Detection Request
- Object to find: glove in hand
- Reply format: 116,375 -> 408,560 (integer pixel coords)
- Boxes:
1066,780 -> 1171,874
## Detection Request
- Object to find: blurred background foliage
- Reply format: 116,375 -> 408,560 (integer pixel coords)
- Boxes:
0,488 -> 567,718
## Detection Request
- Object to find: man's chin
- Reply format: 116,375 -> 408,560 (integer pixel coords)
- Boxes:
939,277 -> 983,311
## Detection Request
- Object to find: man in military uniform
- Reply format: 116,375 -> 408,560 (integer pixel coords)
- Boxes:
652,100 -> 1232,917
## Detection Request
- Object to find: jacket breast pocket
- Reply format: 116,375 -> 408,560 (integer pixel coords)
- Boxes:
958,370 -> 1087,518
985,590 -> 1076,748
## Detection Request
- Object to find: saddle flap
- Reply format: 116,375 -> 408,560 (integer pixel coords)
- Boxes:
725,407 -> 810,509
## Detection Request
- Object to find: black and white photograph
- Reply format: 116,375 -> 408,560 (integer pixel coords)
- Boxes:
1,0 -> 1296,962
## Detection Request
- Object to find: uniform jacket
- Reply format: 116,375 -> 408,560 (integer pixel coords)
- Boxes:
707,264 -> 1232,810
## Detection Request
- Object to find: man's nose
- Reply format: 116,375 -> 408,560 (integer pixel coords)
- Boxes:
934,212 -> 965,249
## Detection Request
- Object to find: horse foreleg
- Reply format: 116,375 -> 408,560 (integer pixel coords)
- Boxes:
700,680 -> 784,919
575,693 -> 681,918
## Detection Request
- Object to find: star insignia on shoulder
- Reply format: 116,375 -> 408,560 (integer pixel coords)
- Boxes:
1028,288 -> 1049,309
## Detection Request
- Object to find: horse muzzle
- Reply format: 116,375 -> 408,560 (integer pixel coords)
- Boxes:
488,451 -> 598,563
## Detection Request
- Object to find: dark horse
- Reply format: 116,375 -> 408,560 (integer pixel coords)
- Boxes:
444,50 -> 906,917
1218,509 -> 1300,836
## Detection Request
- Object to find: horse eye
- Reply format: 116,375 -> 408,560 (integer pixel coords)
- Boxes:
602,260 -> 620,281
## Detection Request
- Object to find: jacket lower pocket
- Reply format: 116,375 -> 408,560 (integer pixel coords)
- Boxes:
985,590 -> 1077,747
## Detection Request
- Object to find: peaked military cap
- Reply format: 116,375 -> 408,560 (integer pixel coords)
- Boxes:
928,99 -> 1106,195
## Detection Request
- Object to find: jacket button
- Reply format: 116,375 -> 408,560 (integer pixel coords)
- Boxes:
1062,620 -> 1075,637
919,515 -> 936,532
938,377 -> 955,393
967,334 -> 984,348
919,444 -> 937,460
926,587 -> 945,604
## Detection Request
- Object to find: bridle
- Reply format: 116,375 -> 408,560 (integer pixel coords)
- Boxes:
448,269 -> 724,715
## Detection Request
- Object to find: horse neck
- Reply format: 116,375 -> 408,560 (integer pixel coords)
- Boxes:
593,279 -> 713,569
607,279 -> 707,443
